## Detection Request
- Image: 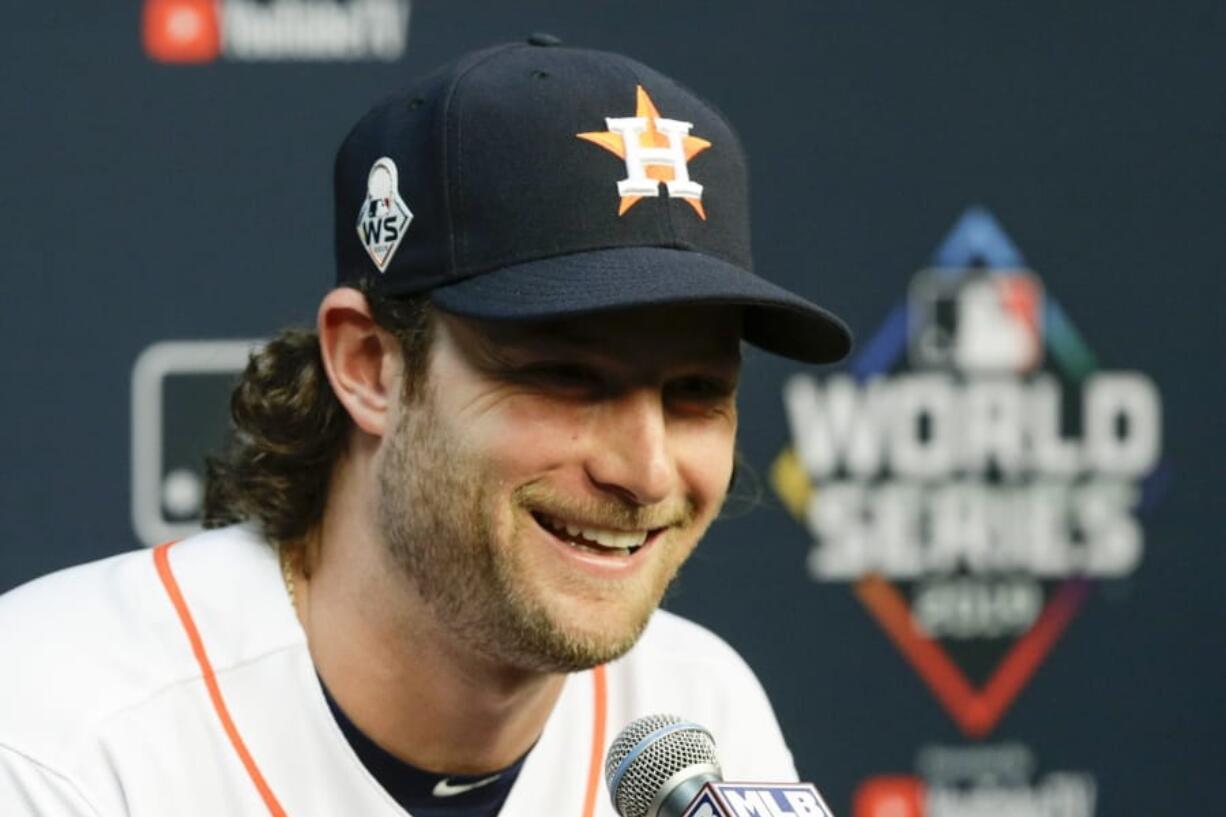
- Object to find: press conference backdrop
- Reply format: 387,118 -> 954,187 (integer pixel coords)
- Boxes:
3,3 -> 1222,815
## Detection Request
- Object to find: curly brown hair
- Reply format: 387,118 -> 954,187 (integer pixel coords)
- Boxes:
202,281 -> 434,555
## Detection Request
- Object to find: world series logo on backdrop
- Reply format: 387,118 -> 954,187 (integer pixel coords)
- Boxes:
771,208 -> 1168,817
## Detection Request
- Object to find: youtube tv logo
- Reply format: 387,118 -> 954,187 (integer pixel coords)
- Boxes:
141,0 -> 411,64
853,777 -> 925,817
143,0 -> 221,63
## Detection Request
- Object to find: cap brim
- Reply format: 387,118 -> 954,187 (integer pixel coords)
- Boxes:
427,247 -> 852,364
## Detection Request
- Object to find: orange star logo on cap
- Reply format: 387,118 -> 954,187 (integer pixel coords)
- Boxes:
578,86 -> 712,219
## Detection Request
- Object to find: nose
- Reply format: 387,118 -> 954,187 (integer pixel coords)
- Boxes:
584,387 -> 674,506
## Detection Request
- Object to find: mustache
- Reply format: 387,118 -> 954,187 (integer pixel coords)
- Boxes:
513,483 -> 696,531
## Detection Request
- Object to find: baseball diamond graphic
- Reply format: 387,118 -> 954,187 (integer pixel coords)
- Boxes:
771,207 -> 1170,738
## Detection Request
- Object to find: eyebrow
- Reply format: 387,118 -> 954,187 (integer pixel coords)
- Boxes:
453,314 -> 744,370
478,319 -> 602,348
508,326 -> 740,362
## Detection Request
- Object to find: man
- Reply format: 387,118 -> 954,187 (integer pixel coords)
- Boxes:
0,37 -> 849,816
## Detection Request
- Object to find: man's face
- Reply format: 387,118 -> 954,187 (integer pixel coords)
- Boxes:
376,304 -> 741,673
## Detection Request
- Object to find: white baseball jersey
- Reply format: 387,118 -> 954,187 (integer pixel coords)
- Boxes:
0,526 -> 797,816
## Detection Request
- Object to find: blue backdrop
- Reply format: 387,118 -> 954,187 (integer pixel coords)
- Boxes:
3,3 -> 1222,815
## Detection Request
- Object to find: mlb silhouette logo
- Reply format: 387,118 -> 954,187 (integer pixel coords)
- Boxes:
908,268 -> 1043,373
131,340 -> 263,547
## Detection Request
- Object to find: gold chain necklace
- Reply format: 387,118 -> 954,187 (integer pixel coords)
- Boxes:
278,546 -> 297,607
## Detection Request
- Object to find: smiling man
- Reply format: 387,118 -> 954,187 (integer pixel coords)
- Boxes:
0,37 -> 849,817
370,305 -> 743,675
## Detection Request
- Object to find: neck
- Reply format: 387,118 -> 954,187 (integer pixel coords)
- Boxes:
287,466 -> 565,775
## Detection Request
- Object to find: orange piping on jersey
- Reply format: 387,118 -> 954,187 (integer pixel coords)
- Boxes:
154,542 -> 289,817
582,664 -> 608,817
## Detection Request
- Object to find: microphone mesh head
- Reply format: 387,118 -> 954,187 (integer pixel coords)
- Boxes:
605,714 -> 721,817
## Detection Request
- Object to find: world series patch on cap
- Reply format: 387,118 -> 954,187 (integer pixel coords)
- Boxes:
333,34 -> 852,364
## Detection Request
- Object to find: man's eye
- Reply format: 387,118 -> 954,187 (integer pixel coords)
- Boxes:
667,376 -> 735,403
521,363 -> 604,390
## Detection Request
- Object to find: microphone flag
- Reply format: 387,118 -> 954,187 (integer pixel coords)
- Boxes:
680,782 -> 833,817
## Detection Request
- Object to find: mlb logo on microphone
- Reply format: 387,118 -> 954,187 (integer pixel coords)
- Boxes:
684,783 -> 832,817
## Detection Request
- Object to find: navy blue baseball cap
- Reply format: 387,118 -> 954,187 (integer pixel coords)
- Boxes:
334,35 -> 851,364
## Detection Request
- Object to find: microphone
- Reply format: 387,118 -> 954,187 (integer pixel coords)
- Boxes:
605,714 -> 722,817
604,714 -> 834,817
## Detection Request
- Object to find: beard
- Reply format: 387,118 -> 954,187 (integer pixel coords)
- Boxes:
375,388 -> 699,674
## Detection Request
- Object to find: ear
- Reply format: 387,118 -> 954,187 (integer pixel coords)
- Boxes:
317,288 -> 402,438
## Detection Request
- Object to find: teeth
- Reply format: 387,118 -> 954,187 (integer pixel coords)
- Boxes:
542,514 -> 648,551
